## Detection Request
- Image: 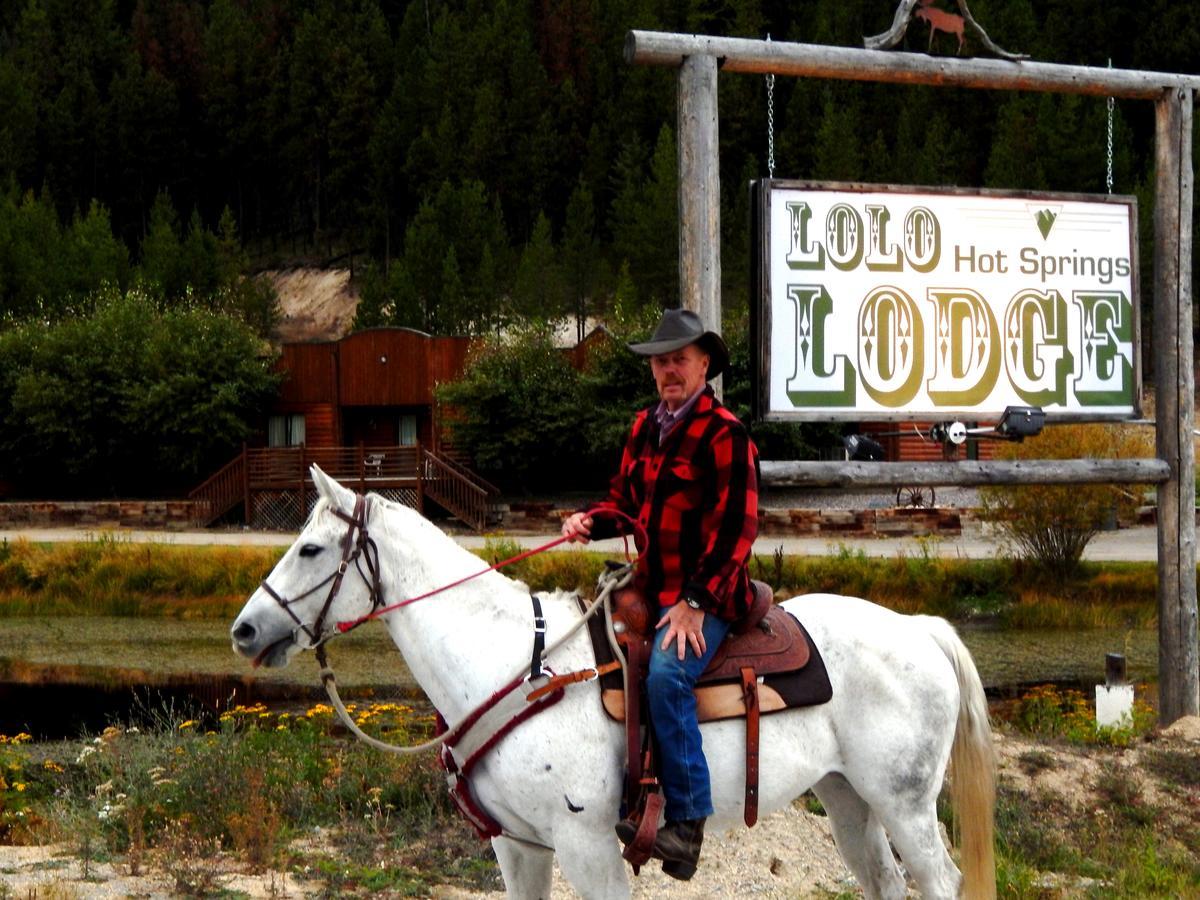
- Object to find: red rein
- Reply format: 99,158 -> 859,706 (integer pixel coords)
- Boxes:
335,507 -> 645,634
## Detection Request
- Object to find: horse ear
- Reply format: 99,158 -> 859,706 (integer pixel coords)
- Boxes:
310,464 -> 354,510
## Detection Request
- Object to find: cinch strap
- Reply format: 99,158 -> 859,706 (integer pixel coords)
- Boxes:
530,594 -> 547,680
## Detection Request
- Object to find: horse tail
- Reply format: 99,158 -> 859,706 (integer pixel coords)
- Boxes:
921,616 -> 996,900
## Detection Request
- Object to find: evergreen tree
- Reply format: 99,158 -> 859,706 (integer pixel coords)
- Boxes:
611,125 -> 677,307
563,179 -> 600,339
138,190 -> 184,299
0,188 -> 65,319
812,87 -> 862,181
984,96 -> 1047,190
512,211 -> 564,321
63,200 -> 128,303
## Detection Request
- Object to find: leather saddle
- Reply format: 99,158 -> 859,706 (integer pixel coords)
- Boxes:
582,578 -> 832,838
593,581 -> 832,724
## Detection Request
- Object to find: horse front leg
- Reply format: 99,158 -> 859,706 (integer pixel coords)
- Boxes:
553,816 -> 631,900
492,835 -> 554,900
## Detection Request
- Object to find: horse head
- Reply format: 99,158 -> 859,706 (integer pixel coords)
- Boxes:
231,465 -> 381,668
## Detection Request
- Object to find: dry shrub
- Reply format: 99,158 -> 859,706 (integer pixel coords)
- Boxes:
224,767 -> 283,872
156,816 -> 227,896
979,423 -> 1152,579
10,885 -> 83,899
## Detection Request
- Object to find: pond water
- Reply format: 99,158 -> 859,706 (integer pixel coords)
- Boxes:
960,625 -> 1158,694
0,616 -> 1161,739
0,617 -> 417,739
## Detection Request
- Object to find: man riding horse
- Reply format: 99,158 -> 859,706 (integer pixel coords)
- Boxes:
562,308 -> 760,879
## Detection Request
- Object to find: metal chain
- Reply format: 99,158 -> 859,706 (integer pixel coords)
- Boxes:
1106,59 -> 1114,194
766,34 -> 775,179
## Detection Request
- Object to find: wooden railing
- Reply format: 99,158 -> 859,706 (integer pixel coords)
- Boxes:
188,450 -> 247,525
431,449 -> 502,497
245,445 -> 420,490
421,449 -> 495,532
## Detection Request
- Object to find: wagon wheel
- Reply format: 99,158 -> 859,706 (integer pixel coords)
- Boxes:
895,485 -> 936,508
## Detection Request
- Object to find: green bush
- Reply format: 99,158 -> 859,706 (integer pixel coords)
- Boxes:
0,289 -> 280,498
978,423 -> 1153,579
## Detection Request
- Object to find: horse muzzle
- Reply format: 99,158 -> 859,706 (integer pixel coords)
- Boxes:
231,613 -> 299,668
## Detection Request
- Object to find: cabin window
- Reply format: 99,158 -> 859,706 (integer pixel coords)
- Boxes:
398,414 -> 418,447
268,414 -> 306,447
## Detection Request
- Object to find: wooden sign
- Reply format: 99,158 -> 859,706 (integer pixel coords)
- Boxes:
752,181 -> 1140,422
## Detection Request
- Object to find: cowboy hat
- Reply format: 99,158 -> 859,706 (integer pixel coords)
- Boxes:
627,308 -> 729,380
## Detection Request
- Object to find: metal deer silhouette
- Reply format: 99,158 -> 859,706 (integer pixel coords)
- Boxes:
914,1 -> 964,54
865,0 -> 1027,60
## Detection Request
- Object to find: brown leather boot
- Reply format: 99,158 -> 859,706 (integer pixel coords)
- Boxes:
653,818 -> 705,880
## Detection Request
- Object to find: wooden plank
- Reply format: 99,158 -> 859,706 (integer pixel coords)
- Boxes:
677,54 -> 723,395
626,31 -> 1200,99
760,458 -> 1171,488
1154,88 -> 1199,724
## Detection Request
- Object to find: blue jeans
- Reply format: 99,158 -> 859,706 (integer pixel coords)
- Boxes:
646,611 -> 730,822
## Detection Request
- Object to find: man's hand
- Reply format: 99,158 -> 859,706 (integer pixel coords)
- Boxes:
657,601 -> 707,661
561,512 -> 593,544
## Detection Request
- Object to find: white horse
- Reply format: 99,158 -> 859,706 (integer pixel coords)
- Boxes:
231,467 -> 996,900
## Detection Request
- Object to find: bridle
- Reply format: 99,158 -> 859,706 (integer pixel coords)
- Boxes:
258,495 -> 646,652
258,493 -> 384,649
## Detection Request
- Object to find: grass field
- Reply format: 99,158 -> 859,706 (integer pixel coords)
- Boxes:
0,536 -> 1163,630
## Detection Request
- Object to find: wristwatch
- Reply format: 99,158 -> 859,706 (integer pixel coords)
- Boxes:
684,595 -> 703,610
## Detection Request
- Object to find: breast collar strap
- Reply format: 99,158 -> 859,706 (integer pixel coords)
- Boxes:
433,593 -> 563,842
259,493 -> 385,647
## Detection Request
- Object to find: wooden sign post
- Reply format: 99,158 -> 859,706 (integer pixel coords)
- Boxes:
677,54 -> 721,396
630,30 -> 1199,724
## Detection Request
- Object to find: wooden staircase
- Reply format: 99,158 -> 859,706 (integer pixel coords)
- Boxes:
420,449 -> 501,532
189,450 -> 247,525
189,445 -> 500,531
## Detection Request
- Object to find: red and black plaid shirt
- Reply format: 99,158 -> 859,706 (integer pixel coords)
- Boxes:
589,386 -> 760,622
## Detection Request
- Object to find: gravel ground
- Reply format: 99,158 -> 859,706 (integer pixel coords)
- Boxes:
0,804 -> 855,899
434,805 -> 855,899
5,719 -> 1198,898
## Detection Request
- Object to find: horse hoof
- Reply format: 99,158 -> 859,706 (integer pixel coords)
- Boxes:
661,859 -> 697,881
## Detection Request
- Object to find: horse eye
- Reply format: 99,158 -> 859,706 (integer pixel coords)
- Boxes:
298,544 -> 323,558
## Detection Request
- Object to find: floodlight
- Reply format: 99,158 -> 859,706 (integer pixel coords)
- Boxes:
996,405 -> 1045,440
843,434 -> 886,462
